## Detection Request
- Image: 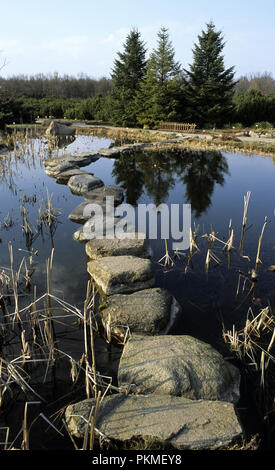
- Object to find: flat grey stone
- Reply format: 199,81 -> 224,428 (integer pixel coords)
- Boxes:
65,394 -> 243,450
45,161 -> 76,177
44,152 -> 99,170
68,174 -> 104,195
87,255 -> 155,295
97,143 -> 149,158
69,200 -> 123,224
73,227 -> 92,242
44,158 -> 67,168
56,168 -> 94,184
66,153 -> 100,168
118,335 -> 241,404
83,185 -> 124,205
100,288 -> 180,341
73,214 -> 122,241
96,146 -> 127,158
85,232 -> 152,259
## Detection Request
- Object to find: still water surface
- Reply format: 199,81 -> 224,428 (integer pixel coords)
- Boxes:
0,134 -> 275,447
1,134 -> 275,348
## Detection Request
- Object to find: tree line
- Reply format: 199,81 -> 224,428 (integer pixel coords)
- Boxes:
0,73 -> 112,99
1,22 -> 275,129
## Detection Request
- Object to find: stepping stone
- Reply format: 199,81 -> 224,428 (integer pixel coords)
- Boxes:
118,335 -> 241,404
56,168 -> 94,184
73,227 -> 92,243
97,146 -> 125,158
44,152 -> 99,170
83,185 -> 124,205
65,394 -> 243,450
69,200 -> 121,224
45,161 -> 77,177
97,143 -> 148,158
87,255 -> 155,295
85,232 -> 152,259
67,152 -> 100,168
99,288 -> 180,341
68,174 -> 104,195
73,214 -> 122,241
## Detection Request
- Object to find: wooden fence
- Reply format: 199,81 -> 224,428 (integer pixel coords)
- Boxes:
158,122 -> 197,133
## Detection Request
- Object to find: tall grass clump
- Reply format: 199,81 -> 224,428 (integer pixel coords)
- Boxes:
0,246 -> 114,450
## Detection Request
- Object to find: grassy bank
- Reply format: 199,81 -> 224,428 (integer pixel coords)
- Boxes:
73,125 -> 275,157
5,121 -> 275,157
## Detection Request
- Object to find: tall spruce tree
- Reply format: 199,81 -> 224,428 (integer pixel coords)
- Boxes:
185,21 -> 235,128
136,27 -> 183,128
110,28 -> 147,127
149,26 -> 181,85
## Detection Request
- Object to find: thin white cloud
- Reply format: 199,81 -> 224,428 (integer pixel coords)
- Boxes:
103,33 -> 116,44
43,35 -> 90,58
0,39 -> 23,54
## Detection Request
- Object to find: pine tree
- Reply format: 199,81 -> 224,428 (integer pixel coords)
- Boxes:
110,28 -> 147,127
136,26 -> 183,128
149,26 -> 181,85
185,21 -> 235,128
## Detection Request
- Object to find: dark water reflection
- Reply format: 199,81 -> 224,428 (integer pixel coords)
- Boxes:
113,149 -> 229,215
112,149 -> 275,343
111,147 -> 275,448
1,136 -> 275,349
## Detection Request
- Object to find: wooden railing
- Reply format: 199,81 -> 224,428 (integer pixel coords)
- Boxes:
159,122 -> 197,133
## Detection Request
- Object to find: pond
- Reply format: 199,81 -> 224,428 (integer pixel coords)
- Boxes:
0,132 -> 274,449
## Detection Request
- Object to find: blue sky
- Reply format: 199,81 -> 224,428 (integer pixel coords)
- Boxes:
0,0 -> 274,80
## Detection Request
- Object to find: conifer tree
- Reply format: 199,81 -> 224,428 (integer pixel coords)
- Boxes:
110,28 -> 147,127
149,26 -> 181,85
185,21 -> 235,128
136,26 -> 183,127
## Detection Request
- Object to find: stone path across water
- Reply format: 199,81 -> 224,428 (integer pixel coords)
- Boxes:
42,122 -> 243,450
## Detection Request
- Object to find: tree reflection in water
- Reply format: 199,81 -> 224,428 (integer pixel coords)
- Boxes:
175,150 -> 229,217
112,153 -> 145,205
112,149 -> 229,217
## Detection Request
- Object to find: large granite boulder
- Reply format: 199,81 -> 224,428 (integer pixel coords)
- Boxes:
65,394 -> 243,450
85,232 -> 152,259
87,255 -> 155,295
68,174 -> 104,195
45,120 -> 75,137
118,335 -> 240,404
99,288 -> 180,341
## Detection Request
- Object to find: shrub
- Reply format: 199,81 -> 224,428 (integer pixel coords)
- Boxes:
232,122 -> 244,129
253,121 -> 273,129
